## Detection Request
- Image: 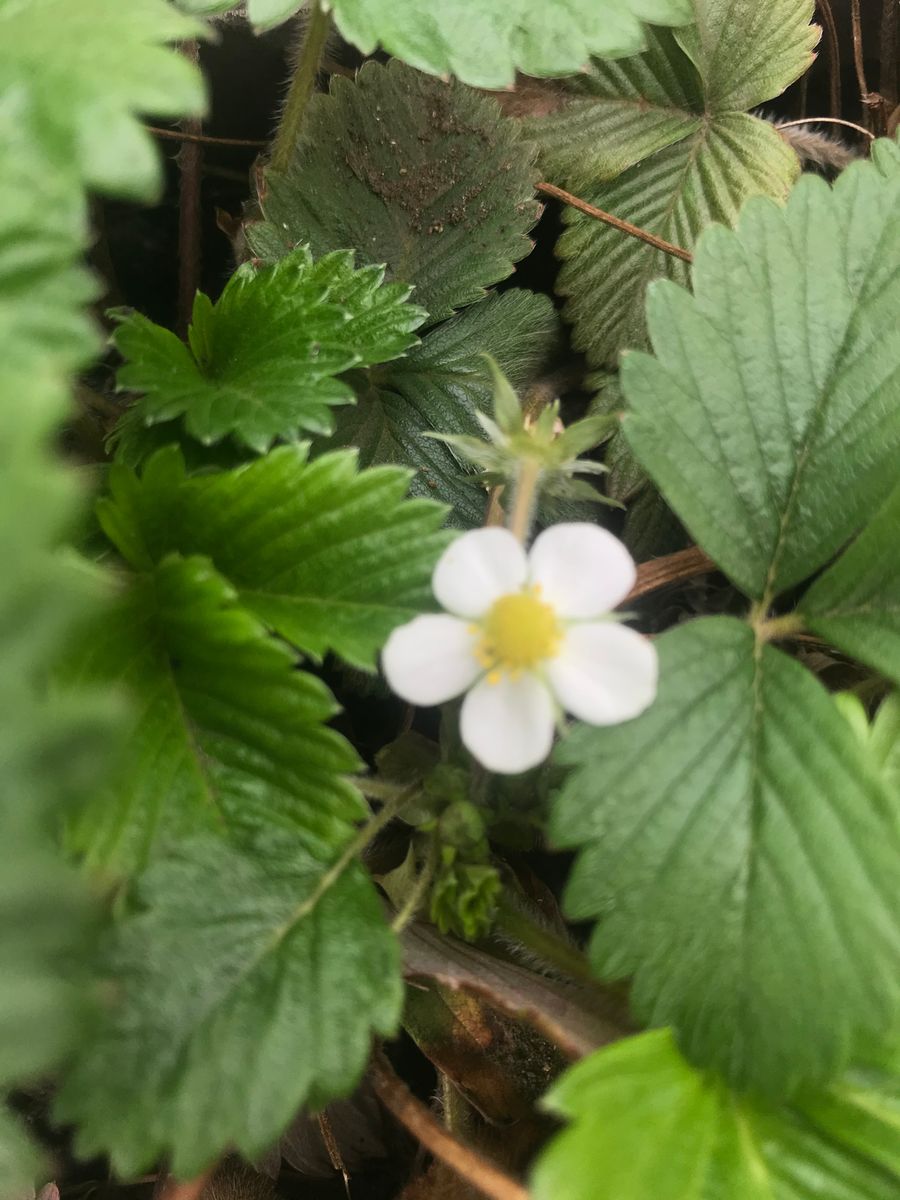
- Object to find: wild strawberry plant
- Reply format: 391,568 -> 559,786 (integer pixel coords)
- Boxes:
1,1 -> 898,1199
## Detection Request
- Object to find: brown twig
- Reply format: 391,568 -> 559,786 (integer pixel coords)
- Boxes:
816,0 -> 842,117
776,115 -> 875,141
881,0 -> 898,109
371,1054 -> 530,1200
536,182 -> 693,264
850,0 -> 872,105
849,0 -> 887,131
177,41 -> 203,338
627,545 -> 716,602
147,125 -> 267,149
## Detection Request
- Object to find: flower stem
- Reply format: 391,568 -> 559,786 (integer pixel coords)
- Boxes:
270,1 -> 330,173
507,458 -> 541,543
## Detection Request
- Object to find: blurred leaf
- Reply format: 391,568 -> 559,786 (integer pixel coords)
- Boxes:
333,0 -> 693,88
0,93 -> 96,373
248,60 -> 540,324
112,247 -> 425,458
0,0 -> 206,198
624,153 -> 900,598
178,0 -> 692,84
56,834 -> 402,1178
65,554 -> 363,876
97,444 -> 450,669
552,618 -> 900,1094
533,1029 -> 900,1200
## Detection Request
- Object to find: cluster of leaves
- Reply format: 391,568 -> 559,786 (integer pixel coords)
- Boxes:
540,136 -> 900,1192
3,0 -> 900,1197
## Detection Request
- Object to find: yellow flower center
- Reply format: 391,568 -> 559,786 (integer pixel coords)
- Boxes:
475,587 -> 561,678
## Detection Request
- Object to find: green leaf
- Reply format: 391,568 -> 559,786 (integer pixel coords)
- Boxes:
112,247 -> 425,457
0,0 -> 206,199
248,60 -> 540,324
328,0 -> 693,89
524,27 -> 704,185
0,93 -> 97,373
0,100 -> 117,1195
64,554 -> 363,876
552,617 -> 900,1094
179,0 -> 693,82
623,153 -> 900,599
98,444 -> 450,669
559,112 -> 796,367
797,1041 -> 900,1179
675,0 -> 820,112
328,291 -> 560,527
803,485 -> 900,690
532,1029 -> 900,1200
529,3 -> 816,368
56,834 -> 402,1178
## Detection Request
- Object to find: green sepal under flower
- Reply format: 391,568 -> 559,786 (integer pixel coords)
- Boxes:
429,356 -> 618,508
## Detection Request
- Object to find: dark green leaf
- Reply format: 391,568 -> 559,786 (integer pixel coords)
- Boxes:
329,291 -> 560,526
113,247 -> 425,457
97,445 -> 450,669
56,835 -> 402,1178
0,0 -> 206,198
248,61 -> 540,324
803,485 -> 900,689
624,154 -> 900,598
64,555 -> 363,876
533,1029 -> 900,1200
552,617 -> 900,1093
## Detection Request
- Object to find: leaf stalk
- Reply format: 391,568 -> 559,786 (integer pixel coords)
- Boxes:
270,0 -> 331,172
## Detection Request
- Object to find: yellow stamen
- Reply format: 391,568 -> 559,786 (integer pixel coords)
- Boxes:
476,588 -> 561,677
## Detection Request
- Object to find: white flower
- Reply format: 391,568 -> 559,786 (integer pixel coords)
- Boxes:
382,523 -> 658,775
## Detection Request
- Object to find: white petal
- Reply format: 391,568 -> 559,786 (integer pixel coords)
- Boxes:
432,527 -> 528,618
547,622 -> 658,725
460,673 -> 556,774
382,615 -> 480,706
527,523 -> 636,618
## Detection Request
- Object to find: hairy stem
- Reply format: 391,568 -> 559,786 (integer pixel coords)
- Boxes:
270,1 -> 331,172
494,894 -> 595,985
626,545 -> 716,602
507,458 -> 541,543
371,1053 -> 530,1200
